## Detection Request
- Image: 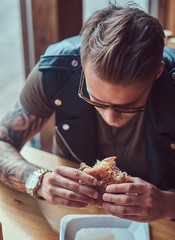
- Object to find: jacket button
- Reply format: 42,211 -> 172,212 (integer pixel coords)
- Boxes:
62,124 -> 70,130
170,143 -> 175,150
71,59 -> 78,67
172,72 -> 175,80
54,99 -> 62,106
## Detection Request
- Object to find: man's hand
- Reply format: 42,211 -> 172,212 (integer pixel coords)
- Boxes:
37,166 -> 99,207
102,177 -> 175,222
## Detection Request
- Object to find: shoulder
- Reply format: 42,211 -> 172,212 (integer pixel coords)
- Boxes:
44,35 -> 82,56
38,36 -> 82,104
39,35 -> 82,71
163,47 -> 175,71
20,63 -> 53,118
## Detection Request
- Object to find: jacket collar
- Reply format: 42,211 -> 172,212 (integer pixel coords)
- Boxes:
52,66 -> 91,117
52,67 -> 97,165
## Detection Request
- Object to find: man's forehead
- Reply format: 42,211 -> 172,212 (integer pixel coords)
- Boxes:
83,62 -> 150,89
84,72 -> 150,107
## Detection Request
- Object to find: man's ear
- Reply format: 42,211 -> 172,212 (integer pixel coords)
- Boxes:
156,61 -> 165,79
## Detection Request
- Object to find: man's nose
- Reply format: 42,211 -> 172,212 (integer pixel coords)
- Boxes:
103,108 -> 121,125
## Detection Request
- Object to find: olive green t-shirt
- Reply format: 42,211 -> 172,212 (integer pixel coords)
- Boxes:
20,65 -> 148,180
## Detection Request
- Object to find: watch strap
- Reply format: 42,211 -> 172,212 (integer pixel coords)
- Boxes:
34,168 -> 52,199
26,168 -> 52,199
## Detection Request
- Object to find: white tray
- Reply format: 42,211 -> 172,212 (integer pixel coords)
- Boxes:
60,214 -> 150,240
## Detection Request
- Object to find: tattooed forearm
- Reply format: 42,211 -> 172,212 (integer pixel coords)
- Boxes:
0,100 -> 49,192
0,141 -> 39,192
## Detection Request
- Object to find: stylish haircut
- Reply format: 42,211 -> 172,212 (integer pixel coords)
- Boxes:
80,3 -> 165,86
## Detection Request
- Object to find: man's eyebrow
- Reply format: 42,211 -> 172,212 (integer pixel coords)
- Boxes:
89,92 -> 109,104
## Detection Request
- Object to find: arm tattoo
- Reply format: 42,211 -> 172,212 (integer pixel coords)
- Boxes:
0,100 -> 49,192
0,142 -> 38,191
0,101 -> 46,150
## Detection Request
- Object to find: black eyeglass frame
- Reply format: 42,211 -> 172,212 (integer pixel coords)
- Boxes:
78,71 -> 147,114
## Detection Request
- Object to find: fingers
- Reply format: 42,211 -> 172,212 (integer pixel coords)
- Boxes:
49,195 -> 89,208
102,192 -> 144,206
42,167 -> 99,207
100,176 -> 168,222
102,202 -> 145,217
55,166 -> 97,186
48,174 -> 99,199
106,182 -> 146,195
126,176 -> 144,183
101,179 -> 164,222
47,186 -> 96,205
103,179 -> 153,207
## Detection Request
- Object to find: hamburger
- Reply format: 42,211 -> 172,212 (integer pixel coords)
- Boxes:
79,156 -> 128,205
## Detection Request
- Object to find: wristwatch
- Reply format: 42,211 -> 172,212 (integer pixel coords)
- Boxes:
25,168 -> 52,199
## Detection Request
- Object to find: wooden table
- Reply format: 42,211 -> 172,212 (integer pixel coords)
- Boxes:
0,146 -> 175,240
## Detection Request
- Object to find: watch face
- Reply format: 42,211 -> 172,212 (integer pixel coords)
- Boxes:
26,173 -> 39,189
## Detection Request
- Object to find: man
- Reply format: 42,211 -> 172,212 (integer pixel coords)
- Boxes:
0,4 -> 175,222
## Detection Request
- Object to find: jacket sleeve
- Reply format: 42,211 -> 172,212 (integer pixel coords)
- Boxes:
163,47 -> 175,72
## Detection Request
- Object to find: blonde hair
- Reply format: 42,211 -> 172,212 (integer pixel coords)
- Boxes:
80,4 -> 165,86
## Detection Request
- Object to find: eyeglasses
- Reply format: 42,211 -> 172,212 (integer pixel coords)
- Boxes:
78,71 -> 146,113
